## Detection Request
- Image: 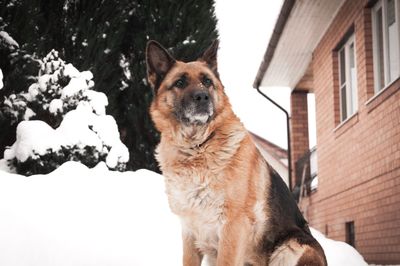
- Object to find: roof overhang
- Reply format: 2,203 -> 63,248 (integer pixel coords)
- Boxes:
253,0 -> 346,91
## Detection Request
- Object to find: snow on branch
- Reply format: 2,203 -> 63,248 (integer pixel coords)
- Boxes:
1,50 -> 129,175
0,31 -> 20,49
0,68 -> 3,90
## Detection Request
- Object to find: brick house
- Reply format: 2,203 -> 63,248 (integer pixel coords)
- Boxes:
253,0 -> 400,264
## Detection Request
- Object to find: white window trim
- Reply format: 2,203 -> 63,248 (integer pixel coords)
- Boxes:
338,34 -> 358,122
372,0 -> 384,91
372,0 -> 400,93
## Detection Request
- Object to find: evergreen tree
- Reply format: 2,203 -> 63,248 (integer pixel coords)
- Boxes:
0,0 -> 218,172
2,50 -> 129,175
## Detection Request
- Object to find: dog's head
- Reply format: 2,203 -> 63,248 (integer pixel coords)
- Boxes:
146,40 -> 229,136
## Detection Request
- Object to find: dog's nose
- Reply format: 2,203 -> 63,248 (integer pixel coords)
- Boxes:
192,91 -> 210,104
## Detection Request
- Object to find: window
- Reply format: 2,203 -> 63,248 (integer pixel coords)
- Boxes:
372,0 -> 400,92
338,34 -> 357,122
345,221 -> 355,247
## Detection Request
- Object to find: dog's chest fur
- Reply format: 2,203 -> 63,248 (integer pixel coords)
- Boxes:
157,135 -> 236,253
156,128 -> 253,254
166,175 -> 224,253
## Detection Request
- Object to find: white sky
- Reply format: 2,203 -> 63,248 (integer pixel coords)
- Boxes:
215,0 -> 316,150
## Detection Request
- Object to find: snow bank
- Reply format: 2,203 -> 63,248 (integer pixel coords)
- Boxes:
311,228 -> 368,266
0,163 -> 370,266
0,162 -> 182,266
3,104 -> 129,171
4,120 -> 62,162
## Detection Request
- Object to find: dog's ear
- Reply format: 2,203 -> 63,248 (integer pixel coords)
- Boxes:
146,40 -> 176,92
200,39 -> 219,75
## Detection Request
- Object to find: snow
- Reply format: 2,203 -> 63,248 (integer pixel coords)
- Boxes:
0,162 -> 370,266
80,70 -> 94,81
57,107 -> 103,150
119,54 -> 132,80
28,83 -> 40,99
0,31 -> 20,48
62,74 -> 90,97
3,105 -> 129,170
83,90 -> 108,115
88,114 -> 119,147
40,50 -> 65,75
49,99 -> 63,114
182,37 -> 196,45
23,107 -> 36,120
118,54 -> 132,91
3,94 -> 28,121
310,228 -> 368,266
59,64 -> 107,114
4,120 -> 62,163
106,142 -> 130,169
0,68 -> 3,90
38,74 -> 51,92
0,162 -> 182,266
63,63 -> 81,78
38,58 -> 105,116
61,66 -> 97,105
2,51 -> 128,172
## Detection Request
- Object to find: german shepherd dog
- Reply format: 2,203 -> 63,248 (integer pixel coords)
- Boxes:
146,40 -> 327,266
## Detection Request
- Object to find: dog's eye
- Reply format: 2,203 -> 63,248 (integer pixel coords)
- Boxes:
202,77 -> 213,87
174,79 -> 186,89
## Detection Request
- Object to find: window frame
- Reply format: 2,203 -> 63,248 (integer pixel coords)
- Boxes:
345,221 -> 356,248
338,34 -> 358,122
372,0 -> 400,93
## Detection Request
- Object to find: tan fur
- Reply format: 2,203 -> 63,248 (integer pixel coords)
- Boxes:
269,240 -> 326,266
146,41 -> 326,266
269,240 -> 306,266
296,246 -> 327,266
152,62 -> 267,265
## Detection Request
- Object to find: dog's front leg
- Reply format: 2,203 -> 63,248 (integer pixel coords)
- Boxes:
216,216 -> 251,266
182,232 -> 203,266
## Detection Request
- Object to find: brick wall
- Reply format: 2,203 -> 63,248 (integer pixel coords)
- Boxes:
290,91 -> 309,189
298,0 -> 400,264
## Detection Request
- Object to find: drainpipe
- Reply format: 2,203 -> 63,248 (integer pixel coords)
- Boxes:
255,86 -> 292,191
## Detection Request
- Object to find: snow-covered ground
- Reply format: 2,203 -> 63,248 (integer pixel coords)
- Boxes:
0,162 -> 182,266
0,162 -> 371,265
